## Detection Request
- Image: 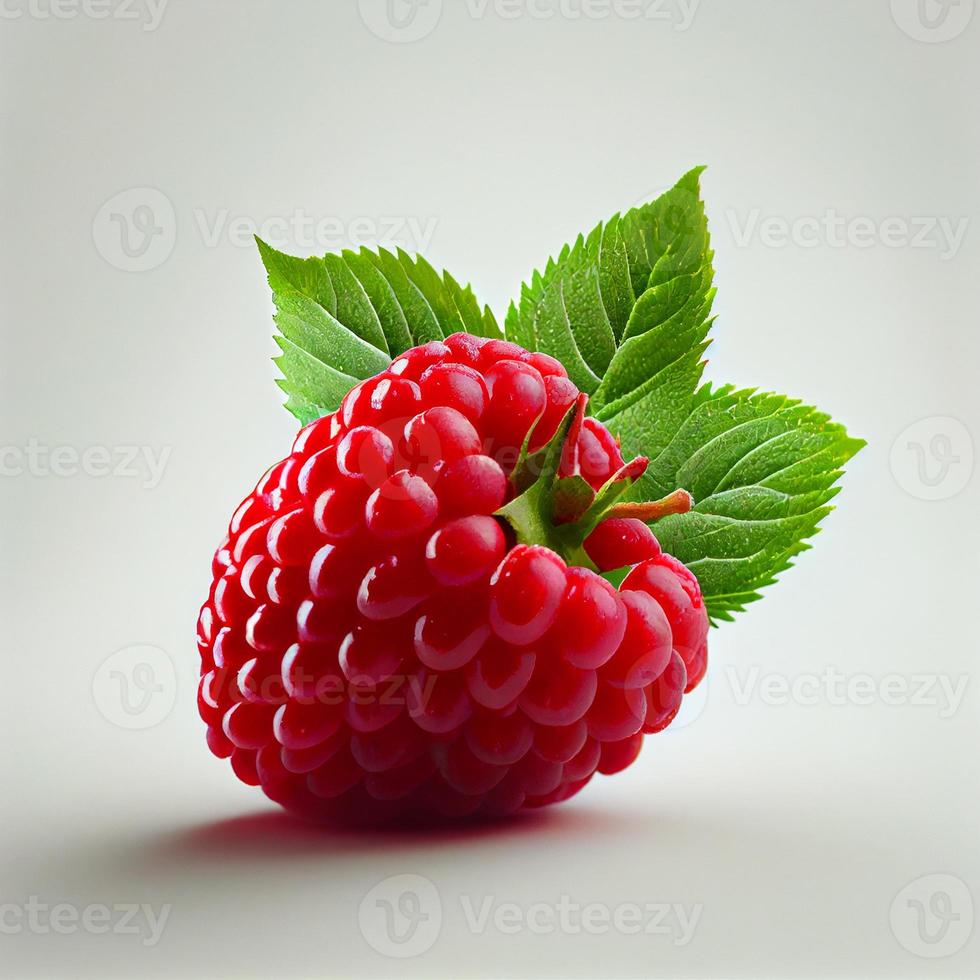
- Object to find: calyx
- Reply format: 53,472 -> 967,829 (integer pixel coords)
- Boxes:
495,394 -> 693,570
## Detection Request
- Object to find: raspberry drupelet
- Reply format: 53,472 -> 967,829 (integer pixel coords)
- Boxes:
197,332 -> 709,822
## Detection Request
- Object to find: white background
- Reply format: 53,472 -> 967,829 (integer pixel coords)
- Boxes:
1,0 -> 978,976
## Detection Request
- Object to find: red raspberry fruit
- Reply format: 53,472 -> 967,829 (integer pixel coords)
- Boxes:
197,333 -> 709,822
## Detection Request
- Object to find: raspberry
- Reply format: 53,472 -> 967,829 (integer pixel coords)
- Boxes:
197,332 -> 709,822
488,545 -> 568,646
583,517 -> 661,569
621,554 -> 709,692
425,516 -> 506,587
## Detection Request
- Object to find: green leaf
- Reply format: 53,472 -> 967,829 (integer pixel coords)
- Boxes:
513,170 -> 718,489
257,238 -> 501,422
254,167 -> 864,627
506,166 -> 714,402
635,384 -> 865,624
503,166 -> 862,623
271,336 -> 354,426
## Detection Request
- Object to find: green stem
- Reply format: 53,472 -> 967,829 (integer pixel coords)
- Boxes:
494,394 -> 694,571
